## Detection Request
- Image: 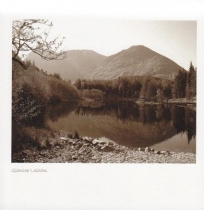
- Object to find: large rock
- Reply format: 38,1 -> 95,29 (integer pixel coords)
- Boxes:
83,136 -> 93,144
100,143 -> 115,152
22,150 -> 33,156
92,139 -> 107,145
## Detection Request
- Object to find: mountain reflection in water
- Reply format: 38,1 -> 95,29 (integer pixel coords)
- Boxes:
47,101 -> 196,153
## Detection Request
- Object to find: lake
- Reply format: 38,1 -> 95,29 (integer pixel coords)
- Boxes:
47,101 -> 196,154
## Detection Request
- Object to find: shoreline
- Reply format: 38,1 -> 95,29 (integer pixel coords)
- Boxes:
135,97 -> 196,106
12,133 -> 196,164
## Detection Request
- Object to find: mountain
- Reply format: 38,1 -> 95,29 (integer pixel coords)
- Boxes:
86,45 -> 185,80
25,50 -> 106,81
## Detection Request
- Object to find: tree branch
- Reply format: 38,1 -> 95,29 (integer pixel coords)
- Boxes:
12,19 -> 67,62
12,57 -> 27,69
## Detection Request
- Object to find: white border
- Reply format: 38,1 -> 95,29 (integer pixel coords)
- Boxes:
1,1 -> 204,209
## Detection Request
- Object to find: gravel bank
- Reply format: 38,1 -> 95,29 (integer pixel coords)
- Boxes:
12,132 -> 196,164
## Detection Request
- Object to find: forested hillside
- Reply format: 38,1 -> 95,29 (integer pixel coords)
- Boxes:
12,59 -> 80,153
74,61 -> 196,102
13,60 -> 80,122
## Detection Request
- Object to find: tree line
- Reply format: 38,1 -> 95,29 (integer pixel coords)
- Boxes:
173,62 -> 196,99
74,62 -> 196,101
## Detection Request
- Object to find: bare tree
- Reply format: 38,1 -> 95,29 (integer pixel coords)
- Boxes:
12,19 -> 67,68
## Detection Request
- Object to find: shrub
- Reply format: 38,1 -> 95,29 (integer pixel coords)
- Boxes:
81,89 -> 105,99
12,59 -> 81,155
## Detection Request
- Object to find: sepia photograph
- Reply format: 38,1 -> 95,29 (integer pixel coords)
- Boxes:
1,0 -> 204,209
12,18 -> 196,163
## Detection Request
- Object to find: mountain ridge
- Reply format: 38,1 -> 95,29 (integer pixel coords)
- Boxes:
86,45 -> 186,80
26,45 -> 186,81
25,50 -> 106,81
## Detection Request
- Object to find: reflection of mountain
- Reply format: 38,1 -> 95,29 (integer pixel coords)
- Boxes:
72,103 -> 174,147
48,102 -> 196,148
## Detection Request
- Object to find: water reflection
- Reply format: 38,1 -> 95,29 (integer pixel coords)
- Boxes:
12,101 -> 79,154
48,101 -> 196,153
75,101 -> 174,124
46,101 -> 79,122
171,105 -> 196,144
12,100 -> 196,154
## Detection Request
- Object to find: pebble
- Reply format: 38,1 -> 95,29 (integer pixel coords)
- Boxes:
145,147 -> 150,152
60,137 -> 69,141
12,133 -> 196,164
101,144 -> 115,152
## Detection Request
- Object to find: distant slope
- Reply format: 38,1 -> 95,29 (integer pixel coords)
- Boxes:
25,50 -> 106,81
12,59 -> 80,107
87,45 -> 185,80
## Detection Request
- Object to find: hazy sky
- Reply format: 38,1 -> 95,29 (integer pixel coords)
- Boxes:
46,18 -> 196,70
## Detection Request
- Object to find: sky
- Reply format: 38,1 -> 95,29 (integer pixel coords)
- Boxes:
47,17 -> 196,70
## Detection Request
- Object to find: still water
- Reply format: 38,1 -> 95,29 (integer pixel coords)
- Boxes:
47,101 -> 196,153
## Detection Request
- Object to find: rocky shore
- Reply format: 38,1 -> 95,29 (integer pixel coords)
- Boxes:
12,131 -> 196,163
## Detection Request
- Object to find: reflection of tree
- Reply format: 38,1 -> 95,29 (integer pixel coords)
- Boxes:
76,102 -> 196,145
76,101 -> 173,125
171,106 -> 186,134
12,101 -> 80,154
46,101 -> 79,122
116,102 -> 130,121
75,101 -> 197,145
14,101 -> 79,131
171,105 -> 196,143
138,106 -> 146,124
155,105 -> 163,119
154,105 -> 171,122
185,107 -> 196,143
